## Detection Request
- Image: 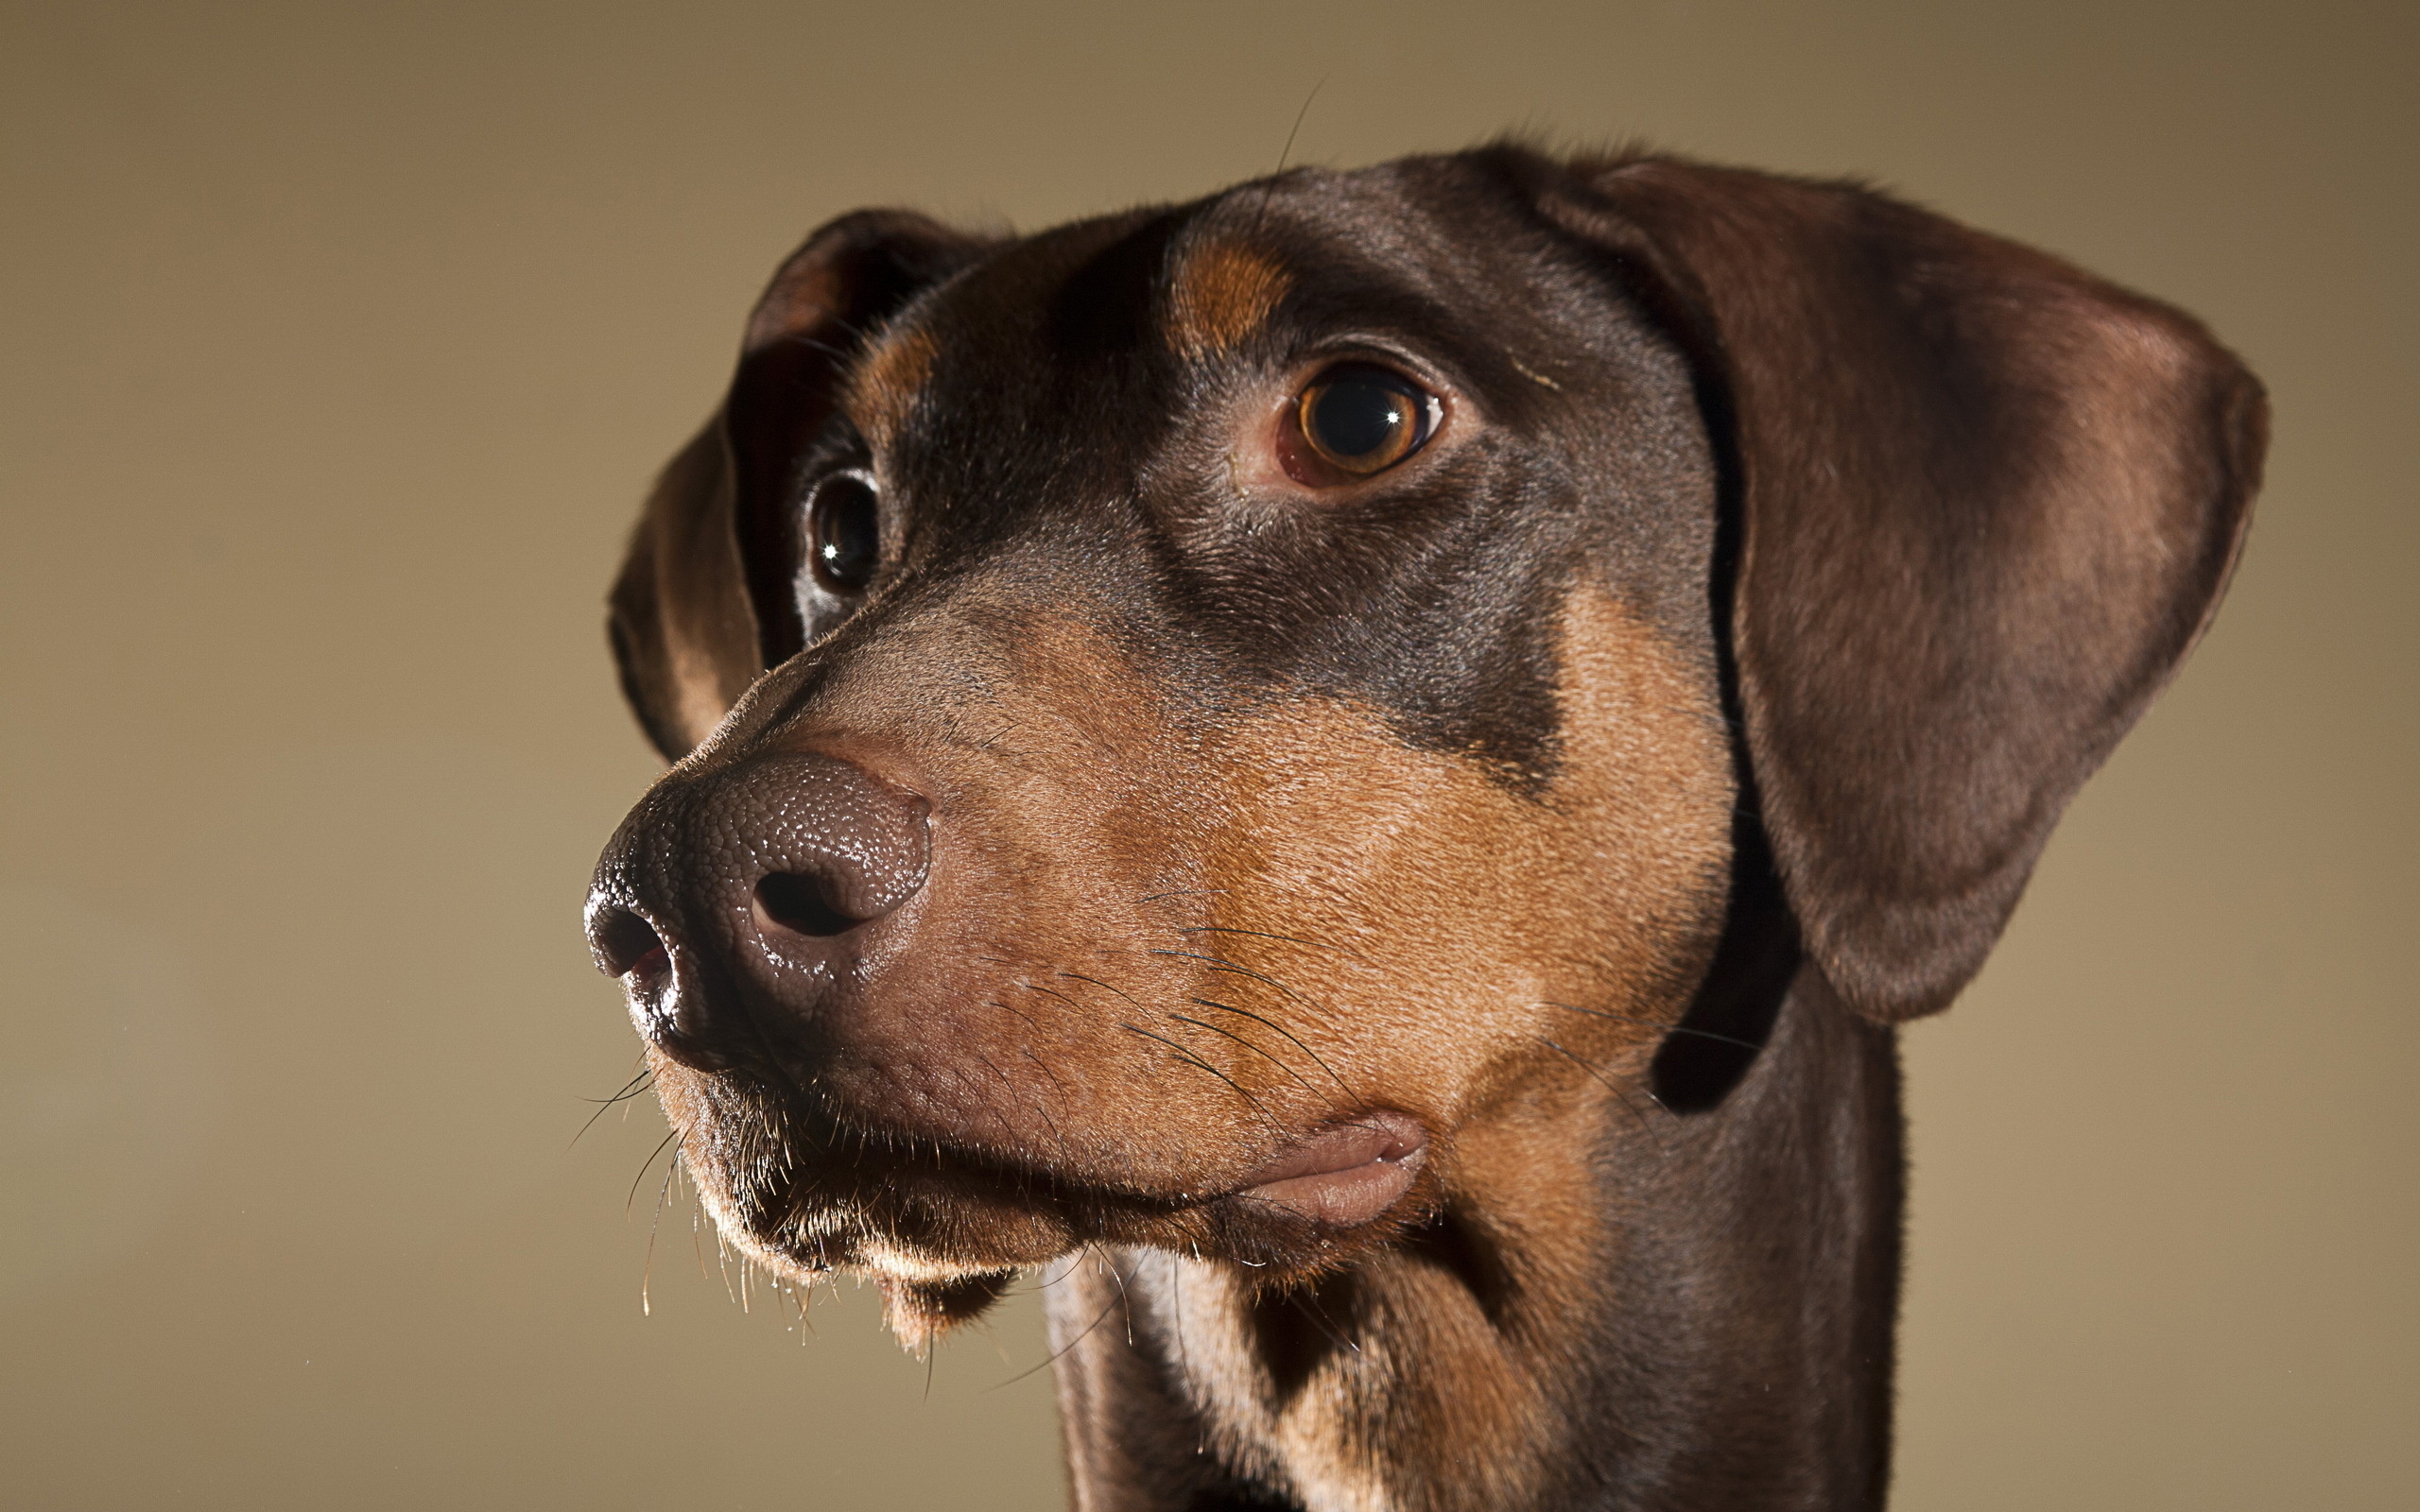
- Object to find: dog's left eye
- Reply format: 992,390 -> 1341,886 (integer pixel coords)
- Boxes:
1289,364 -> 1440,480
806,471 -> 881,594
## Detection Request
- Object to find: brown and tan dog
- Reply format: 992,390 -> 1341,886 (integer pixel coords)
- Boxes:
585,147 -> 2261,1511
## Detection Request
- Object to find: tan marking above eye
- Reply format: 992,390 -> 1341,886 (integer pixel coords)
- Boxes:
847,326 -> 940,448
1168,244 -> 1292,362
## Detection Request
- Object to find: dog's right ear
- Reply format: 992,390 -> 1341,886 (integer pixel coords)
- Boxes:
609,211 -> 994,761
1533,156 -> 2263,1024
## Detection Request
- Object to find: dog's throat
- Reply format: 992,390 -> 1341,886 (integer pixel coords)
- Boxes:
1050,975 -> 1903,1512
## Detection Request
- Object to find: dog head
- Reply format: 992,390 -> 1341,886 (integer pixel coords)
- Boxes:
587,148 -> 2260,1344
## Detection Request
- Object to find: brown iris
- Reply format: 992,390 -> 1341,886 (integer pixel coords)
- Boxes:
805,470 -> 881,593
1292,363 -> 1439,477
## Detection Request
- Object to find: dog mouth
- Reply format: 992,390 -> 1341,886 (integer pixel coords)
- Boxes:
1228,1109 -> 1428,1228
746,1107 -> 1430,1255
665,1066 -> 1433,1333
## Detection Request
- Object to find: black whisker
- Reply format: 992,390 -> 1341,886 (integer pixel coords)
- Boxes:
1024,1249 -> 1089,1295
1121,1023 -> 1286,1135
989,994 -> 1046,1033
778,334 -> 857,363
1543,999 -> 1763,1052
627,1128 -> 682,1215
1059,971 -> 1145,1008
976,1049 -> 1074,1158
1020,1046 -> 1070,1095
581,1068 -> 657,1106
1178,925 -> 1362,957
1290,1288 -> 1360,1356
568,1069 -> 657,1150
1099,1245 -> 1136,1347
1250,76 -> 1327,238
642,1149 -> 680,1316
990,1268 -> 1122,1390
1187,997 -> 1351,1095
1167,1012 -> 1318,1095
1018,980 -> 1085,1009
1148,950 -> 1337,1027
1535,1036 -> 1668,1152
1275,78 -> 1322,174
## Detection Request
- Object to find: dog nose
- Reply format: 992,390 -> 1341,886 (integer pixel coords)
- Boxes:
585,754 -> 931,1071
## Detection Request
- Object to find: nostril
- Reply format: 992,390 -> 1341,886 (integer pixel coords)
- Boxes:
754,872 -> 857,937
591,906 -> 668,981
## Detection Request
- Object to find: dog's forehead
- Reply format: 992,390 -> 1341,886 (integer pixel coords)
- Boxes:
855,161 -> 1550,428
1151,159 -> 1543,356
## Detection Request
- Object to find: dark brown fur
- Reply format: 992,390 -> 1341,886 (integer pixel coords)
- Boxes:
594,146 -> 2261,1510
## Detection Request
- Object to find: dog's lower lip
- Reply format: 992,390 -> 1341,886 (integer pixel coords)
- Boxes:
1234,1111 -> 1427,1228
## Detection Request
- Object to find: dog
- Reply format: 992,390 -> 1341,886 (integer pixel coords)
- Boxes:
585,146 -> 2262,1511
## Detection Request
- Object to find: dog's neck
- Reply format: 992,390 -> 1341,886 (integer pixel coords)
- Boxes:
1046,966 -> 1903,1512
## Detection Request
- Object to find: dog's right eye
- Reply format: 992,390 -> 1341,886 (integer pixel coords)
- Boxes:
806,472 -> 881,594
1280,363 -> 1443,487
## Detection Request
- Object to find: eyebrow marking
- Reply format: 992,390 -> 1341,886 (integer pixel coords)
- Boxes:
1166,242 -> 1291,362
847,325 -> 940,447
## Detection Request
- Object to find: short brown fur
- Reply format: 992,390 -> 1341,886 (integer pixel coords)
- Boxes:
592,146 -> 2261,1511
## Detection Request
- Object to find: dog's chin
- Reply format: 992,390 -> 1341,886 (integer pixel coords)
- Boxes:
660,1077 -> 1436,1351
669,1126 -> 1072,1346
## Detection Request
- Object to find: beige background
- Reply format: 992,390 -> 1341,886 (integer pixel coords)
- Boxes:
3,1 -> 2411,1506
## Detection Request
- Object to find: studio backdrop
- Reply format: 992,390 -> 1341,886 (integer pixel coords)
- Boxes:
3,2 -> 2411,1507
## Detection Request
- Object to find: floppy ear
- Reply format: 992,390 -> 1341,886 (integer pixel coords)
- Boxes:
608,210 -> 994,760
1544,157 -> 2265,1022
608,420 -> 759,761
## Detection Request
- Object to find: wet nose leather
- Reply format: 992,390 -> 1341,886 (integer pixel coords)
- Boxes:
585,754 -> 930,1069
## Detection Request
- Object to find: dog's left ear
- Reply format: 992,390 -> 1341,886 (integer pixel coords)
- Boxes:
608,421 -> 759,762
609,211 -> 994,761
1540,156 -> 2266,1022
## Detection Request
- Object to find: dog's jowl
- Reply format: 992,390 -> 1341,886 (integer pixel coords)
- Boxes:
586,148 -> 2262,1512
